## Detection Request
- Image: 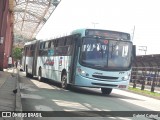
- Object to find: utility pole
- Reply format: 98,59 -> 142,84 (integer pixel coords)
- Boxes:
132,25 -> 135,41
138,46 -> 147,55
92,22 -> 99,28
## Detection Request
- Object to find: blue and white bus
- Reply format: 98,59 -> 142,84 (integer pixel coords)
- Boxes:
22,28 -> 136,95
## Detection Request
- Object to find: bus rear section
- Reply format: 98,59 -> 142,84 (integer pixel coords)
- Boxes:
22,40 -> 39,77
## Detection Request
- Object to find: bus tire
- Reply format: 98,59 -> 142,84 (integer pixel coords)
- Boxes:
26,66 -> 29,77
61,74 -> 68,89
101,88 -> 112,95
38,68 -> 42,82
26,66 -> 33,78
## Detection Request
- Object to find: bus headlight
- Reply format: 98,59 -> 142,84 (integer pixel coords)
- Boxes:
121,75 -> 130,81
77,67 -> 89,77
79,70 -> 87,76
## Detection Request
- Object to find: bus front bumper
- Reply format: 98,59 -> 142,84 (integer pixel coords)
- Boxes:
74,74 -> 129,89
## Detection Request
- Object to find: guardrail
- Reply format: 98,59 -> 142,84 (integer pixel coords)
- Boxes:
131,67 -> 160,92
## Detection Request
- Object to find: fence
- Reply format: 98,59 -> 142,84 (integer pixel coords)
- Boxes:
131,67 -> 160,92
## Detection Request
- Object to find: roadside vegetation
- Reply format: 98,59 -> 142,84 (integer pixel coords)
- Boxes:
128,87 -> 160,99
12,47 -> 23,61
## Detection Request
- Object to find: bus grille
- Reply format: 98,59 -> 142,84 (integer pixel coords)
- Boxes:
92,83 -> 118,87
92,75 -> 118,80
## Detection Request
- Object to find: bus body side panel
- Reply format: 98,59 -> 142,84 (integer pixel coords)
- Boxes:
36,37 -> 78,84
57,55 -> 71,82
37,55 -> 61,82
22,47 -> 27,71
26,56 -> 33,74
37,55 -> 72,83
48,56 -> 60,81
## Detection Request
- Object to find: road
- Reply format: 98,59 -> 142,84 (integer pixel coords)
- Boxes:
18,71 -> 160,120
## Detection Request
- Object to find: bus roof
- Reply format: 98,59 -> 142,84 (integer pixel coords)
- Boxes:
24,40 -> 37,46
71,28 -> 130,36
24,29 -> 130,46
71,28 -> 87,36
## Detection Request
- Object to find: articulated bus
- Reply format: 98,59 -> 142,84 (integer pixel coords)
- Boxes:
22,28 -> 136,95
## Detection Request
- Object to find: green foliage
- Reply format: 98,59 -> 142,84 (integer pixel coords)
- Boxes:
12,47 -> 22,60
128,87 -> 160,98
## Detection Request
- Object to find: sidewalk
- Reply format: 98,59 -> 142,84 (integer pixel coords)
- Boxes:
0,68 -> 22,119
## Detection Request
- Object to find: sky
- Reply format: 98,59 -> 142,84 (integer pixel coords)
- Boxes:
36,0 -> 160,55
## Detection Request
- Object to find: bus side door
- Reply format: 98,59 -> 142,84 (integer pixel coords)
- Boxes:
69,35 -> 81,84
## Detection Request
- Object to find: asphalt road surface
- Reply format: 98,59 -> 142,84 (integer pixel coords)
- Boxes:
18,72 -> 160,120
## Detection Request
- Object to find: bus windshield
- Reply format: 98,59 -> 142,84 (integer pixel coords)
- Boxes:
80,37 -> 132,70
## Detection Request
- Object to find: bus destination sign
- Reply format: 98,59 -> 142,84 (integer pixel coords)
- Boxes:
85,29 -> 130,40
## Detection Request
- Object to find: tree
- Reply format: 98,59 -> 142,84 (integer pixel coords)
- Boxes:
12,47 -> 23,61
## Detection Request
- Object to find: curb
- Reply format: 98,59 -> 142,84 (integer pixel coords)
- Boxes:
15,70 -> 23,120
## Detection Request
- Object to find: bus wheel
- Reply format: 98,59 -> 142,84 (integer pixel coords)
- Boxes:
61,74 -> 68,89
101,88 -> 112,95
38,68 -> 42,82
26,66 -> 29,77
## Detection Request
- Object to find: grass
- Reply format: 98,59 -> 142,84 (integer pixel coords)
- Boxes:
128,87 -> 160,99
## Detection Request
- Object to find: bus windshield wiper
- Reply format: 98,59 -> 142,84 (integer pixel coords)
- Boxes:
94,64 -> 103,67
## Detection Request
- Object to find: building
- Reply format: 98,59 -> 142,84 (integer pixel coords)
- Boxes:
0,0 -> 14,70
133,54 -> 160,67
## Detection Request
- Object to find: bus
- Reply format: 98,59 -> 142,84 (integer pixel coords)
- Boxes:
22,28 -> 136,95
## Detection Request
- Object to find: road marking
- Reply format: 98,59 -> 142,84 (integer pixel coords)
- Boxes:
113,89 -> 160,111
52,99 -> 103,111
21,93 -> 44,99
35,105 -> 53,111
30,79 -> 61,90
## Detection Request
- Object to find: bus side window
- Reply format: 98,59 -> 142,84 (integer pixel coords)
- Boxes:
66,37 -> 74,55
51,41 -> 54,48
48,41 -> 51,49
66,37 -> 72,45
43,42 -> 46,49
44,42 -> 49,56
38,42 -> 43,56
28,46 -> 31,56
45,42 -> 49,49
39,42 -> 43,56
31,44 -> 35,56
58,38 -> 66,46
39,42 -> 43,49
26,46 -> 29,56
39,42 -> 47,56
54,40 -> 58,47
